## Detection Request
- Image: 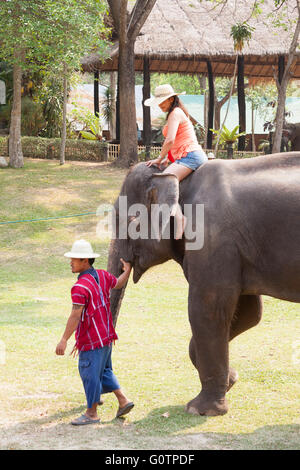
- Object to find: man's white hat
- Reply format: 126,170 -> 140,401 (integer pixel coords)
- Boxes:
144,84 -> 185,107
64,239 -> 100,258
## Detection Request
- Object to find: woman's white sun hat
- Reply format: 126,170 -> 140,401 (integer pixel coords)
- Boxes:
64,239 -> 100,258
144,84 -> 186,107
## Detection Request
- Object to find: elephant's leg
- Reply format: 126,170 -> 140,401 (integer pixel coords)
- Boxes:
189,336 -> 238,392
221,295 -> 263,392
186,287 -> 240,417
230,295 -> 263,341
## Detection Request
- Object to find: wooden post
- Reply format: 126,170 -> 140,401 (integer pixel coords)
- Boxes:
142,56 -> 151,158
237,55 -> 246,151
94,71 -> 99,117
278,55 -> 285,152
278,55 -> 285,85
206,60 -> 214,150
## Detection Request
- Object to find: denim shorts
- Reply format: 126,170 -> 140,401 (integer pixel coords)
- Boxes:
176,149 -> 208,170
78,344 -> 120,409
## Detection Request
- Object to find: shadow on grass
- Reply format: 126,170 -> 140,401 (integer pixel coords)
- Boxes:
131,405 -> 207,434
1,403 -> 299,450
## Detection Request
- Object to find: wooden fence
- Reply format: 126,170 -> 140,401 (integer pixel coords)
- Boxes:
107,143 -> 263,161
0,137 -> 264,162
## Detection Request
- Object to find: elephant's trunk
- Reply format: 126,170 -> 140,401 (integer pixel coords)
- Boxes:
107,238 -> 127,327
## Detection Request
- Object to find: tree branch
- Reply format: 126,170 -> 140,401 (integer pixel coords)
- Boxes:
127,0 -> 157,42
107,0 -> 121,35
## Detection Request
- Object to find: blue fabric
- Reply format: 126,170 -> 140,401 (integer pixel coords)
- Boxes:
78,267 -> 98,283
78,344 -> 120,409
176,149 -> 208,170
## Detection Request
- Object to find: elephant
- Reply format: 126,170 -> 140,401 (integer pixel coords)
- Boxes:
282,122 -> 300,151
107,152 -> 300,416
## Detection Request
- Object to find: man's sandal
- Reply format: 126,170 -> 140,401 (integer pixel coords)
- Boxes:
116,402 -> 134,419
71,414 -> 100,426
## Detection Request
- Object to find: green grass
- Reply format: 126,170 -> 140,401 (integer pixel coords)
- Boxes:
0,158 -> 299,450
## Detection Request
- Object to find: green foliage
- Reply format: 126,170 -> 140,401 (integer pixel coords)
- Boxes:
37,76 -> 65,138
0,1 -> 110,75
211,125 -> 246,143
21,97 -> 47,136
0,96 -> 46,136
102,86 -> 113,125
230,22 -> 255,51
70,105 -> 103,141
150,73 -> 201,95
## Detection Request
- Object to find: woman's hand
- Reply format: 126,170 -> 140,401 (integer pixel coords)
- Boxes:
145,158 -> 161,168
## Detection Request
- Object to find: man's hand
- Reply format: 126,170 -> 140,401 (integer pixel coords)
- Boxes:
56,338 -> 67,356
55,304 -> 83,357
120,257 -> 131,274
114,258 -> 132,289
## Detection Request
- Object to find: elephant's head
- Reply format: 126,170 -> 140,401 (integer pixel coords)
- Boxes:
282,122 -> 300,151
107,162 -> 182,325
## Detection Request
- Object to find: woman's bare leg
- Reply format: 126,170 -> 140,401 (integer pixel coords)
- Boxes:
163,163 -> 193,239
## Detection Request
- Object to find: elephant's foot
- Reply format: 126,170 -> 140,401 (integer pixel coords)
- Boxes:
185,392 -> 228,417
227,367 -> 239,392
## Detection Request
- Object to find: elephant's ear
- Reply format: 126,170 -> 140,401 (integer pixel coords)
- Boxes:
147,174 -> 179,216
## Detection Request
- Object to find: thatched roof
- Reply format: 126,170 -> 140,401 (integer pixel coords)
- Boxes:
82,0 -> 300,79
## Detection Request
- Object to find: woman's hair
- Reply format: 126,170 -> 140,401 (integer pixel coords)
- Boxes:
167,95 -> 190,120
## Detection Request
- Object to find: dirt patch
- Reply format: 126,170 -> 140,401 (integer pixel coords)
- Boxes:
0,420 -> 217,450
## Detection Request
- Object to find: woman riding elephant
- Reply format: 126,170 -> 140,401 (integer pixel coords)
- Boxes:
144,84 -> 208,239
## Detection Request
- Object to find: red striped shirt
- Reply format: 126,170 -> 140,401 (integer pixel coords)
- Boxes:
71,270 -> 118,352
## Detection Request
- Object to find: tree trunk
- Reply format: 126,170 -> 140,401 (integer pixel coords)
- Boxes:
272,9 -> 300,154
9,49 -> 24,168
110,72 -> 117,140
118,39 -> 137,166
116,69 -> 120,142
108,0 -> 157,166
60,63 -> 68,165
237,55 -> 246,151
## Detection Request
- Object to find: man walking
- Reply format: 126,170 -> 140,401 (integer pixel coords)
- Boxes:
56,239 -> 134,425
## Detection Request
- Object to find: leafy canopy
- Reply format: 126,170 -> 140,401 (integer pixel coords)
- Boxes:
0,0 -> 110,72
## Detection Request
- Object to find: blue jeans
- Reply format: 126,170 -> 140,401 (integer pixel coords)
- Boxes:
176,149 -> 208,170
78,344 -> 120,409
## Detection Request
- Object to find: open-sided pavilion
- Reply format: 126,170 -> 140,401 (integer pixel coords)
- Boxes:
81,0 -> 300,148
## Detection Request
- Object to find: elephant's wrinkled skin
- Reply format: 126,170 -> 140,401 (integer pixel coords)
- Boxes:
108,152 -> 300,416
